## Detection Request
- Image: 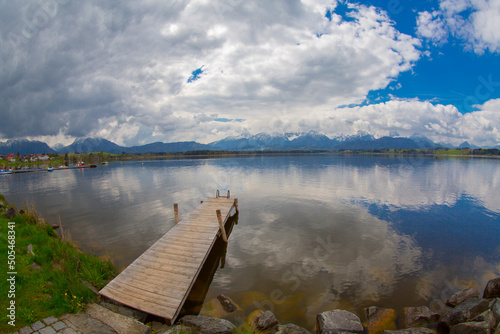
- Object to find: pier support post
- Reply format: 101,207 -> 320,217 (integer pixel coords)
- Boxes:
234,198 -> 239,213
221,243 -> 227,269
216,209 -> 228,243
174,203 -> 179,224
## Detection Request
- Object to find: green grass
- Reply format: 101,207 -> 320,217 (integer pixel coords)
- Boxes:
434,149 -> 470,155
0,198 -> 116,333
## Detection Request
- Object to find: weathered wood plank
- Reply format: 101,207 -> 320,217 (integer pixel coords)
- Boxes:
131,257 -> 197,276
124,262 -> 193,282
142,246 -> 207,262
108,276 -> 186,301
151,238 -> 210,252
171,225 -> 217,234
135,252 -> 202,270
105,280 -> 183,308
159,229 -> 215,242
116,269 -> 191,293
102,285 -> 178,317
142,244 -> 207,258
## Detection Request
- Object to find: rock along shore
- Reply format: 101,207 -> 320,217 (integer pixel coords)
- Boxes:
9,277 -> 500,334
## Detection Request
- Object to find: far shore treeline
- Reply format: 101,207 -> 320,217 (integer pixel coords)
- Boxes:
1,148 -> 500,170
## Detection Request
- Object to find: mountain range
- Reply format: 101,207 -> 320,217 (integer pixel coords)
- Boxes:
0,131 -> 496,155
0,139 -> 56,156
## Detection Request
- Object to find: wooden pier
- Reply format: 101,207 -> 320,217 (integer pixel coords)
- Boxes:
99,194 -> 239,324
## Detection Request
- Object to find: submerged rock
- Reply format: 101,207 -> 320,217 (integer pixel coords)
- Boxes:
216,294 -> 238,313
484,278 -> 500,299
405,306 -> 440,328
365,306 -> 397,333
317,309 -> 364,334
446,288 -> 480,308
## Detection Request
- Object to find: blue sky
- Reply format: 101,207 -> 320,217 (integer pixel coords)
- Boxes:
1,0 -> 500,146
359,0 -> 500,114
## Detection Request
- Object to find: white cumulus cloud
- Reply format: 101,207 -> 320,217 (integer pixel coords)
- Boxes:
322,98 -> 500,147
417,0 -> 500,54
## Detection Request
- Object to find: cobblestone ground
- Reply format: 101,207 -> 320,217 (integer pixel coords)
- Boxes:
9,316 -> 77,334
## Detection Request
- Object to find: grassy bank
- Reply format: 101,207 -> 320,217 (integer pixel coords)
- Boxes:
0,195 -> 116,333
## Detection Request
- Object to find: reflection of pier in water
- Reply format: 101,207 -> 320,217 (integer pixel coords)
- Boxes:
179,212 -> 239,317
99,195 -> 239,324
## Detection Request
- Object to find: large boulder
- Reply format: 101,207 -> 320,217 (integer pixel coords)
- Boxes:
446,288 -> 480,308
484,278 -> 500,299
405,306 -> 440,328
179,315 -> 236,334
450,321 -> 490,334
365,307 -> 397,333
439,299 -> 490,331
275,323 -> 311,334
317,310 -> 364,334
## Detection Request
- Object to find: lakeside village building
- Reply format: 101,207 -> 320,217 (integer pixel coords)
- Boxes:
0,153 -> 51,163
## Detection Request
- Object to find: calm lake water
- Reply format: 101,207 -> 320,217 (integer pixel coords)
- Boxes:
1,154 -> 499,329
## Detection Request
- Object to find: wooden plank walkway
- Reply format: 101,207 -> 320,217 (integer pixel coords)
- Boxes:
99,196 -> 238,324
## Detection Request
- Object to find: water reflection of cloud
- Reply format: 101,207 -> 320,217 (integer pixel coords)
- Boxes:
227,199 -> 425,309
229,156 -> 500,214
